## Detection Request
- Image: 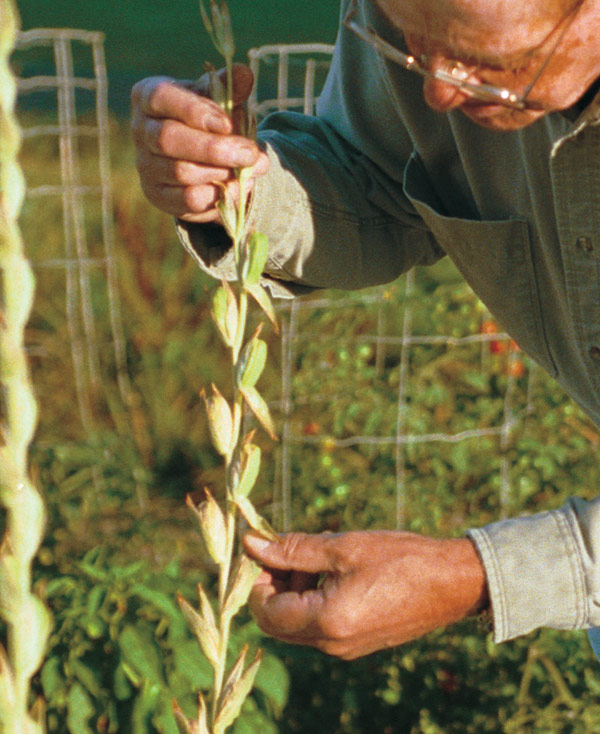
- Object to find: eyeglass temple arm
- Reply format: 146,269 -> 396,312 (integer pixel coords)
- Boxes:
344,16 -> 533,108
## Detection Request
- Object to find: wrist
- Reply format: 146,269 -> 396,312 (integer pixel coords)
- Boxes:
449,538 -> 490,618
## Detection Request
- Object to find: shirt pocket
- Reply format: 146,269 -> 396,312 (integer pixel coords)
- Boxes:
404,151 -> 558,377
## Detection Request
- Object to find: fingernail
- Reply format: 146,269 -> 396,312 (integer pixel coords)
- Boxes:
206,114 -> 229,134
245,534 -> 271,554
238,145 -> 257,167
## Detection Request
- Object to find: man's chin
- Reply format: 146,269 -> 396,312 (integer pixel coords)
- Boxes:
459,103 -> 546,131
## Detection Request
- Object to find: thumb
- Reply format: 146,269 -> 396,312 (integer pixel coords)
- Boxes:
194,63 -> 254,106
243,532 -> 337,574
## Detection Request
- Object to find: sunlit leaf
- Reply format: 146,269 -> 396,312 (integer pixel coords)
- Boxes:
245,284 -> 278,334
222,555 -> 260,621
232,496 -> 279,543
214,649 -> 262,733
177,587 -> 221,670
201,384 -> 234,457
239,386 -> 277,441
234,434 -> 261,498
186,490 -> 228,565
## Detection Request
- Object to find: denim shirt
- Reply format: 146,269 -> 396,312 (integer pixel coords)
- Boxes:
176,0 -> 600,645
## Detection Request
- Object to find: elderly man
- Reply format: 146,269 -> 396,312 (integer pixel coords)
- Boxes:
131,0 -> 600,659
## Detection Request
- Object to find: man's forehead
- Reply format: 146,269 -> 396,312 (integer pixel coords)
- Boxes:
375,0 -> 569,60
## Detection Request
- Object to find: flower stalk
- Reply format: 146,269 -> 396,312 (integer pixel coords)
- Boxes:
175,3 -> 279,732
0,2 -> 51,732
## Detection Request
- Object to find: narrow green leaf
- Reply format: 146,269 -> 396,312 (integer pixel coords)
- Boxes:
171,639 -> 213,690
236,333 -> 267,389
132,679 -> 162,734
234,437 -> 261,499
245,284 -> 278,334
239,386 -> 277,441
253,652 -> 290,718
129,585 -> 187,637
66,682 -> 95,734
71,659 -> 103,698
118,625 -> 165,686
114,663 -> 133,701
40,656 -> 64,702
243,232 -> 269,287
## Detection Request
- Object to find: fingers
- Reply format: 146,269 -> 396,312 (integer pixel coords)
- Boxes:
131,73 -> 268,220
137,117 -> 259,168
244,532 -> 341,574
192,63 -> 255,106
249,569 -> 326,639
132,75 -> 232,132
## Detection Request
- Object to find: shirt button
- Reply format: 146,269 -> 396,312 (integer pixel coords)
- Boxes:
576,236 -> 594,252
590,346 -> 600,362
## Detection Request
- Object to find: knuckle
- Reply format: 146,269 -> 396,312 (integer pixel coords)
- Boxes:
172,159 -> 191,184
318,605 -> 355,642
155,119 -> 178,155
182,185 -> 210,214
278,532 -> 308,564
146,79 -> 172,115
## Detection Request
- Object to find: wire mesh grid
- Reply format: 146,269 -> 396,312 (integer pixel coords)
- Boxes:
15,28 -> 131,438
247,44 -> 539,533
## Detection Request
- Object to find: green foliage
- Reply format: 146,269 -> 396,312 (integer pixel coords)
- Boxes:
33,545 -> 287,734
17,122 -> 600,733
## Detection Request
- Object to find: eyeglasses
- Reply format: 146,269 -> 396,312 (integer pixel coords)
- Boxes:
343,0 -> 583,111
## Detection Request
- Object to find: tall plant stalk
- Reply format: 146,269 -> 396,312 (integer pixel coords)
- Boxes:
174,3 -> 279,733
0,1 -> 51,732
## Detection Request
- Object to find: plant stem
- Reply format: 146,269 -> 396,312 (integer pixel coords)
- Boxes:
0,2 -> 51,732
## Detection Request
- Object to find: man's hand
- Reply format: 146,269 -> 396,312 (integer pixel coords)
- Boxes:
244,530 -> 488,660
130,65 -> 269,223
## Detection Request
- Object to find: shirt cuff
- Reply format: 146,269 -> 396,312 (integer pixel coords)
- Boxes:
174,142 -> 321,300
466,502 -> 589,643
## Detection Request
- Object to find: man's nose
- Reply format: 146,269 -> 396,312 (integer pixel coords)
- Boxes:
422,56 -> 471,112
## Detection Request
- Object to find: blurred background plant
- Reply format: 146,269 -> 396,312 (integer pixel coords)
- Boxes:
7,2 -> 600,733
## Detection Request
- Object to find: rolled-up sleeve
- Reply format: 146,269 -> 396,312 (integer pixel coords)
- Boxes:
467,496 -> 600,643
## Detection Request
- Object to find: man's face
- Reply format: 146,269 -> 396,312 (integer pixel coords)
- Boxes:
376,0 -> 600,130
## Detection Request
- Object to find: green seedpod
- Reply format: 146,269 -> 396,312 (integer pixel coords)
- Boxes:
186,490 -> 228,565
239,386 -> 277,441
236,328 -> 267,389
243,232 -> 269,287
211,282 -> 238,348
214,648 -> 262,734
113,663 -> 132,701
66,682 -> 95,734
233,496 -> 279,544
71,659 -> 103,698
177,588 -> 221,671
82,615 -> 106,640
234,435 -> 261,498
201,384 -> 234,457
222,555 -> 260,622
246,283 -> 278,334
